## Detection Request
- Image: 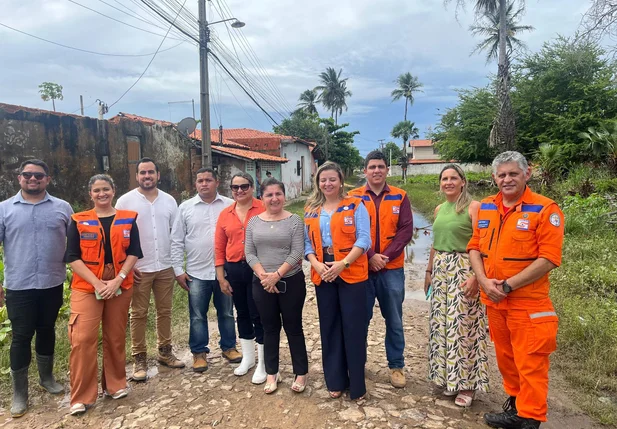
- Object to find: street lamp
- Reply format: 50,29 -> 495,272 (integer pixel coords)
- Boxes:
198,1 -> 245,168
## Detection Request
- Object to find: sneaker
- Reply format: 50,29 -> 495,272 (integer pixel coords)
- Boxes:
484,396 -> 519,428
132,352 -> 147,381
390,368 -> 406,388
222,348 -> 242,363
105,388 -> 128,400
69,403 -> 87,416
192,352 -> 208,373
157,345 -> 185,368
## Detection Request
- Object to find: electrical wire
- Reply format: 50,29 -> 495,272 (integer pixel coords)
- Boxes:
108,0 -> 188,109
0,22 -> 184,57
70,100 -> 99,114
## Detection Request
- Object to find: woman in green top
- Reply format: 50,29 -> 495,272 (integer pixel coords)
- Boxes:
424,164 -> 489,407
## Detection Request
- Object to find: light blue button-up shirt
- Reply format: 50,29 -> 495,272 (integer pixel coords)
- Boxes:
304,202 -> 371,256
0,191 -> 73,290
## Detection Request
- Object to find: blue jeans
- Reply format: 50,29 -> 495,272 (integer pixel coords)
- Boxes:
188,276 -> 236,354
366,268 -> 405,368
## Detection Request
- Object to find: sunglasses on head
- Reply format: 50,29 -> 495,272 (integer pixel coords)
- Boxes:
20,172 -> 47,180
230,184 -> 251,192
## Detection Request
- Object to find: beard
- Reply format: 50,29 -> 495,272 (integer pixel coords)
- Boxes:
22,185 -> 44,195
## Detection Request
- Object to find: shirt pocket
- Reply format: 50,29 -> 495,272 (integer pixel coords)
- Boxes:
527,310 -> 558,355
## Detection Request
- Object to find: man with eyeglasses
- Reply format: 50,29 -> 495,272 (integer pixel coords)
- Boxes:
0,159 -> 73,418
171,168 -> 240,372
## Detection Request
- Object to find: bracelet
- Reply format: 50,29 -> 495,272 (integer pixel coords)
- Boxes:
276,270 -> 281,278
425,270 -> 432,274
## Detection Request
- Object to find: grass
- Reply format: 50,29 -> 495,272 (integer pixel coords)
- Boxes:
398,174 -> 617,426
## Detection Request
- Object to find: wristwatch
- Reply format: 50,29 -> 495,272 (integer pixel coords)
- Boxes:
119,271 -> 127,280
342,259 -> 350,269
502,280 -> 512,294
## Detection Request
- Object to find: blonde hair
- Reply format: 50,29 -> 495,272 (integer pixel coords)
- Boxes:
305,162 -> 345,213
439,164 -> 473,214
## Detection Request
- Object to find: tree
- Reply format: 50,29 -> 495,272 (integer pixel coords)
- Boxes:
580,1 -> 617,56
295,89 -> 318,115
383,142 -> 403,166
38,82 -> 63,112
469,1 -> 534,64
314,67 -> 352,125
391,121 -> 419,181
391,72 -> 423,121
273,111 -> 327,162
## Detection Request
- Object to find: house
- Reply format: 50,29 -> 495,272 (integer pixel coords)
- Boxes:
193,128 -> 315,200
407,139 -> 445,164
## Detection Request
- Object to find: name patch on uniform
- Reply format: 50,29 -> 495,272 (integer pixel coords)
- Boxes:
344,216 -> 354,225
392,205 -> 400,214
516,219 -> 530,230
80,232 -> 98,240
478,220 -> 490,229
123,229 -> 131,238
549,213 -> 561,227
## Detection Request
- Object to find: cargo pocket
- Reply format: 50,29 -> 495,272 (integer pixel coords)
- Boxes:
527,311 -> 558,355
68,313 -> 78,345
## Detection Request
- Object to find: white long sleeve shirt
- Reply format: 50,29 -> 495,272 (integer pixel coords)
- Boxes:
115,188 -> 178,273
170,193 -> 234,280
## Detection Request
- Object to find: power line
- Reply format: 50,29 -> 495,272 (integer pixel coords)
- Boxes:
0,22 -> 184,57
108,0 -> 188,109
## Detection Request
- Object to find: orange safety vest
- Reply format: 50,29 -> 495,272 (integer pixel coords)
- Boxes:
470,186 -> 564,307
348,185 -> 408,270
70,209 -> 138,293
304,196 -> 369,286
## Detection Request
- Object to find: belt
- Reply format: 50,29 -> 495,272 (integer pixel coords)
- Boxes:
323,246 -> 334,255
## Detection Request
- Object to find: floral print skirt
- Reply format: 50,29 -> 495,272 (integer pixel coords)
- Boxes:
428,250 -> 489,392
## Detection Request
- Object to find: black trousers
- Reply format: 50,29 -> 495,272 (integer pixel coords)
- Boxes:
6,284 -> 64,371
252,271 -> 308,375
315,255 -> 368,399
225,261 -> 264,344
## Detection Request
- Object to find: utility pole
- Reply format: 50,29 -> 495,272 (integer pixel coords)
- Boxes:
80,95 -> 84,116
198,0 -> 212,168
378,139 -> 385,151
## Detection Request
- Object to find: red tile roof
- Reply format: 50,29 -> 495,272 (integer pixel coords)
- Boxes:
409,139 -> 434,147
213,145 -> 287,163
110,112 -> 174,127
0,102 -> 84,118
218,128 -> 316,147
191,129 -> 251,150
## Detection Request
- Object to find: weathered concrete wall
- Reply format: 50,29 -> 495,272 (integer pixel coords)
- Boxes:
389,163 -> 491,177
280,142 -> 312,199
214,155 -> 245,199
0,106 -> 194,207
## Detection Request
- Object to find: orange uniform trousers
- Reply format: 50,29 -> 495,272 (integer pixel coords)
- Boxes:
486,302 -> 558,422
69,288 -> 133,406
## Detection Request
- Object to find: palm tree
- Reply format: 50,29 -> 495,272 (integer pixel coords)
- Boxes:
295,89 -> 319,115
314,67 -> 352,125
391,121 -> 419,181
470,1 -> 534,63
391,73 -> 423,121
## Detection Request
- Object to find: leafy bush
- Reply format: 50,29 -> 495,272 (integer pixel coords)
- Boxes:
594,178 -> 617,194
561,193 -> 614,234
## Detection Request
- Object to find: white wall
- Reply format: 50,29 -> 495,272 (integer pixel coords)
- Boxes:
280,141 -> 312,200
390,163 -> 491,176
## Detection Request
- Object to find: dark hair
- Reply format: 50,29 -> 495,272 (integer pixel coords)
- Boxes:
364,150 -> 388,168
136,157 -> 159,173
196,167 -> 218,180
230,172 -> 254,187
261,177 -> 285,196
88,174 -> 115,191
265,171 -> 272,176
19,159 -> 49,175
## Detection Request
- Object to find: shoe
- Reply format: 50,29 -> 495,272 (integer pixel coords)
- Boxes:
252,343 -> 267,384
329,391 -> 343,399
454,390 -> 475,408
132,352 -> 148,381
192,352 -> 208,373
355,391 -> 370,402
105,388 -> 128,400
157,345 -> 186,368
443,389 -> 459,397
69,403 -> 87,416
520,418 -> 541,429
291,374 -> 308,393
36,354 -> 64,394
10,367 -> 29,418
234,339 -> 256,376
264,373 -> 280,394
222,348 -> 242,363
390,368 -> 406,388
484,396 -> 519,428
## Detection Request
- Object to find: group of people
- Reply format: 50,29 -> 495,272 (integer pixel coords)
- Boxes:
0,149 -> 563,429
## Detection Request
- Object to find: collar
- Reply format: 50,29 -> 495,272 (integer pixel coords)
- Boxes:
13,191 -> 51,204
494,186 -> 534,208
364,182 -> 390,196
193,193 -> 225,205
227,197 -> 262,213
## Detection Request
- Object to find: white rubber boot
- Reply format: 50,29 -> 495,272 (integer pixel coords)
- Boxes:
234,339 -> 256,376
251,343 -> 267,384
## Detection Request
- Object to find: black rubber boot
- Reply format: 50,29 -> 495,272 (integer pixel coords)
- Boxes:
520,418 -> 541,429
10,367 -> 29,418
36,354 -> 64,394
484,396 -> 519,428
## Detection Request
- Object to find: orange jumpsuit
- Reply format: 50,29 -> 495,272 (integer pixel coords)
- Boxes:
467,186 -> 564,422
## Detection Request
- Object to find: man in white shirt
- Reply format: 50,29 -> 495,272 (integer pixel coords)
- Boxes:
171,167 -> 240,372
115,157 -> 184,381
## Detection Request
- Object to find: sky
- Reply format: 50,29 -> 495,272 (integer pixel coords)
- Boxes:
0,0 -> 593,156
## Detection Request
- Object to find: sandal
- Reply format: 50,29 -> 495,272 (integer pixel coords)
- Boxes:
454,390 -> 475,408
329,390 -> 343,399
291,374 -> 308,393
264,373 -> 280,394
443,389 -> 459,397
